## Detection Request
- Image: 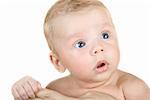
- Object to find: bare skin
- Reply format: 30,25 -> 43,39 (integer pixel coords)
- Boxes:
27,69 -> 150,100
29,89 -> 116,100
46,70 -> 150,100
12,70 -> 149,100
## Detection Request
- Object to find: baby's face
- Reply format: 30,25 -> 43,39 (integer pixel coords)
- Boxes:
52,7 -> 120,82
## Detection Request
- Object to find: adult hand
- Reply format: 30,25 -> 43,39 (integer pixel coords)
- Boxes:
29,89 -> 78,100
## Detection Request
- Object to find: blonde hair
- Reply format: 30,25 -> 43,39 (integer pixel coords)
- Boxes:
44,0 -> 106,51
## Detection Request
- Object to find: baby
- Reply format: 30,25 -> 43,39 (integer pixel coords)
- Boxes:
11,0 -> 150,100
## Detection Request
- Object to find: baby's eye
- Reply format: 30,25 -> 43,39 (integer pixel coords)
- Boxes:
74,41 -> 86,48
101,32 -> 109,39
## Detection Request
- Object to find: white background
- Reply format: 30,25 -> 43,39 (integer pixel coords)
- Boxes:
0,0 -> 149,99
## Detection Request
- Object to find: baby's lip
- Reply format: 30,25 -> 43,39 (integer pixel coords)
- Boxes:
94,60 -> 109,73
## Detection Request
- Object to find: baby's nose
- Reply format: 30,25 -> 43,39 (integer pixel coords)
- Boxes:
90,44 -> 104,56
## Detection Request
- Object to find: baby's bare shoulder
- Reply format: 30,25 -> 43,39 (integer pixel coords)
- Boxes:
118,71 -> 150,100
118,71 -> 148,88
46,75 -> 72,93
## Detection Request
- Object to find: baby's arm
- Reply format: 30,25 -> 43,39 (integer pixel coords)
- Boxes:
121,74 -> 150,100
11,76 -> 42,100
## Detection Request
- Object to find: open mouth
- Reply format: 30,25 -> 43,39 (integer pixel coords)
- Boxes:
97,62 -> 106,68
95,60 -> 109,73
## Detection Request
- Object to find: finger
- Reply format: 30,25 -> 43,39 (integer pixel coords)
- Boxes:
28,79 -> 42,93
37,81 -> 42,90
11,87 -> 21,100
16,85 -> 29,100
22,81 -> 35,98
37,89 -> 68,100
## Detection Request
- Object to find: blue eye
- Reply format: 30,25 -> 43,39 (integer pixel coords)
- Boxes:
102,32 -> 109,39
74,41 -> 86,48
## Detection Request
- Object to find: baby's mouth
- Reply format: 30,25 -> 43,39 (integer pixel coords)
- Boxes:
94,60 -> 109,73
97,62 -> 106,68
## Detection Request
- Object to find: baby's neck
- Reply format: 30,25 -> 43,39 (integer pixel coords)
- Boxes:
70,70 -> 119,90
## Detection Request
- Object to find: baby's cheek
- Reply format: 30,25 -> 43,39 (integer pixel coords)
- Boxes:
70,63 -> 91,79
107,47 -> 120,67
74,66 -> 87,73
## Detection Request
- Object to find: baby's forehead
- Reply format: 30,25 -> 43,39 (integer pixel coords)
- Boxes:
53,8 -> 113,30
54,7 -> 110,23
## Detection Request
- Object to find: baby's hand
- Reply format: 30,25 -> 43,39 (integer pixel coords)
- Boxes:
11,76 -> 42,100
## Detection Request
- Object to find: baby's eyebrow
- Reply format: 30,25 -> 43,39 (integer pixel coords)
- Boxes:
66,24 -> 114,41
67,32 -> 85,41
98,23 -> 114,30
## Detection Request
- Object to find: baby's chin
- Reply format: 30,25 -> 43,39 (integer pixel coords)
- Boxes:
73,74 -> 111,88
90,69 -> 117,83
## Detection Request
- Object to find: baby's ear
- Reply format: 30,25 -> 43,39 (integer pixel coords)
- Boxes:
49,52 -> 66,73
